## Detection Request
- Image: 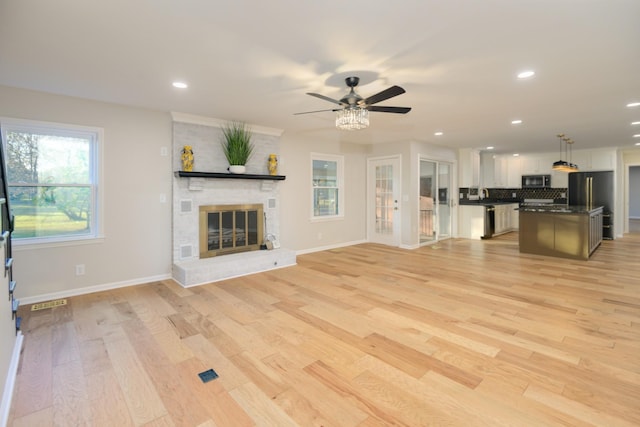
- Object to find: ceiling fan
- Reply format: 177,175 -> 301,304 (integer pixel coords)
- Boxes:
295,76 -> 411,130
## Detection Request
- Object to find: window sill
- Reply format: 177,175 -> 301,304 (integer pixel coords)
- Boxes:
12,235 -> 105,250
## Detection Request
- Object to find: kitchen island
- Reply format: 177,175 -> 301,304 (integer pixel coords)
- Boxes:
519,205 -> 603,260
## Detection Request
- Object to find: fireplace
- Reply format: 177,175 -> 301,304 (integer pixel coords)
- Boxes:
199,204 -> 264,258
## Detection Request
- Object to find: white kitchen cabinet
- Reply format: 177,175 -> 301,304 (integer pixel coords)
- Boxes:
494,155 -> 508,187
507,156 -> 522,188
459,148 -> 480,187
511,204 -> 520,230
587,148 -> 616,170
494,203 -> 518,234
480,152 -> 495,188
494,205 -> 509,234
521,156 -> 541,175
458,205 -> 485,239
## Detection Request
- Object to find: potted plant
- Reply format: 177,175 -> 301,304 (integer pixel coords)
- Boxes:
221,121 -> 254,174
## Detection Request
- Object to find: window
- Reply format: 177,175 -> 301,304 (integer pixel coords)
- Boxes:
1,118 -> 102,244
311,153 -> 344,219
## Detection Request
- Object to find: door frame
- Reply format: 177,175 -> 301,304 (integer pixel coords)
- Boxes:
366,155 -> 402,246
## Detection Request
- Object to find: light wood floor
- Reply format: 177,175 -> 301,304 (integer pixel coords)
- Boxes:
9,233 -> 640,426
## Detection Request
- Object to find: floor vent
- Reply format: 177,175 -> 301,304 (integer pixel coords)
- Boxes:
31,299 -> 67,311
198,368 -> 219,383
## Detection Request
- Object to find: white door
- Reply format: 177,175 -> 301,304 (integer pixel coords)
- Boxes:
367,156 -> 401,246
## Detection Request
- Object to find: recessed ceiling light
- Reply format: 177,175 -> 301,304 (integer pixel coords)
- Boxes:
513,153 -> 520,157
636,142 -> 640,146
486,146 -> 494,150
634,134 -> 640,138
172,81 -> 188,89
511,119 -> 522,125
627,102 -> 640,108
434,131 -> 443,136
517,70 -> 535,79
632,121 -> 640,125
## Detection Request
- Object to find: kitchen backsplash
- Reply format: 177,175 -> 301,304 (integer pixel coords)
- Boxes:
459,187 -> 568,202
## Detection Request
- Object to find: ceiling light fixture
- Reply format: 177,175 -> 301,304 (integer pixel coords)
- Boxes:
627,102 -> 640,108
336,106 -> 369,131
552,133 -> 579,172
434,131 -> 443,136
486,146 -> 494,150
517,70 -> 535,79
172,81 -> 188,89
511,119 -> 522,125
632,121 -> 640,125
634,134 -> 640,138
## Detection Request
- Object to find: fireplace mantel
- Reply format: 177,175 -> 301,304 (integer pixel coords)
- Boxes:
175,171 -> 286,180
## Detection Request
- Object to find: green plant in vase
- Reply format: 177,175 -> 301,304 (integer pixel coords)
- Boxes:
221,121 -> 254,173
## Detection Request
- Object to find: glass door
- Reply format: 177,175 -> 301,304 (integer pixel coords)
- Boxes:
367,156 -> 401,246
438,162 -> 452,238
419,160 -> 436,243
420,159 -> 452,244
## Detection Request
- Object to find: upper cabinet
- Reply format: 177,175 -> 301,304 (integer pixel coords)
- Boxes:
459,148 -> 480,187
480,148 -> 617,189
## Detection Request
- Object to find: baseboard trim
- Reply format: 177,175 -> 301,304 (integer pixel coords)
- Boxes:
17,274 -> 172,305
1,331 -> 23,427
295,239 -> 368,255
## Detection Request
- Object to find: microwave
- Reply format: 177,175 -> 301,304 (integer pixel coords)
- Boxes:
522,174 -> 551,188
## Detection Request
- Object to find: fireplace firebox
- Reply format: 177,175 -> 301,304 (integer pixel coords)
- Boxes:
199,204 -> 264,258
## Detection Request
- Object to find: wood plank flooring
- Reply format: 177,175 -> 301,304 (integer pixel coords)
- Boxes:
8,232 -> 640,426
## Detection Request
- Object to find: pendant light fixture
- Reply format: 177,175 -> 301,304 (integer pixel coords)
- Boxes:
552,133 -> 579,172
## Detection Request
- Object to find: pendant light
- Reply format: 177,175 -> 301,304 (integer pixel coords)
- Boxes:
552,133 -> 579,172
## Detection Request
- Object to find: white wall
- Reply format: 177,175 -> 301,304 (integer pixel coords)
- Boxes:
0,85 -> 173,300
279,134 -> 368,252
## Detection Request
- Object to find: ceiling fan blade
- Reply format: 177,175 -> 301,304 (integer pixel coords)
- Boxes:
293,108 -> 339,115
307,92 -> 346,106
367,106 -> 412,114
362,85 -> 406,106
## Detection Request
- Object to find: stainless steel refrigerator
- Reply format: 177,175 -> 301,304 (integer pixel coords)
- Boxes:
568,170 -> 614,239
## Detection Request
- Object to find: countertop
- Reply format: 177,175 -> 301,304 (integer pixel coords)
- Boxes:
459,200 -> 520,206
518,205 -> 603,214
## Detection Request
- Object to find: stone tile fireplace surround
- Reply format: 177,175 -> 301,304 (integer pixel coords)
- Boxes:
171,113 -> 296,287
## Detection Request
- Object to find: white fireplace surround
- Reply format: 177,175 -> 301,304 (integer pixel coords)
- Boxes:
171,113 -> 296,286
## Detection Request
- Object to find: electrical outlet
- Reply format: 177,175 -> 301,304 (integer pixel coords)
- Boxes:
160,147 -> 168,156
512,192 -> 517,198
317,232 -> 322,240
75,264 -> 85,276
159,193 -> 167,203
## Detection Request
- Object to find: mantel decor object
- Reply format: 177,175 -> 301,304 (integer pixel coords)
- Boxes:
181,145 -> 194,172
268,154 -> 278,175
221,121 -> 254,174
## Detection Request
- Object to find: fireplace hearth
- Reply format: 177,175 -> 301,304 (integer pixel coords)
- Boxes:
199,203 -> 264,258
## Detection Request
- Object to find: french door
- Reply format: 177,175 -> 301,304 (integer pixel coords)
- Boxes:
367,156 -> 401,246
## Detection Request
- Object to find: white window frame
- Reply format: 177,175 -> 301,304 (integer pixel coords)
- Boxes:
310,152 -> 344,221
1,117 -> 104,247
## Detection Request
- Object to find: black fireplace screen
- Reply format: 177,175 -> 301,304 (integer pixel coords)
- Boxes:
199,204 -> 263,258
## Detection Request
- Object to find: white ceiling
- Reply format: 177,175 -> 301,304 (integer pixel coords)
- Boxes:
1,0 -> 639,154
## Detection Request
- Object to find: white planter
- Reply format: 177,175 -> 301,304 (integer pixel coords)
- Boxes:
228,165 -> 246,174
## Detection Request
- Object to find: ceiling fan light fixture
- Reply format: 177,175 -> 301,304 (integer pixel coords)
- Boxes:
336,107 -> 369,131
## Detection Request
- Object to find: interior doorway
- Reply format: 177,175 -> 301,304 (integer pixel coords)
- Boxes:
420,159 -> 452,244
